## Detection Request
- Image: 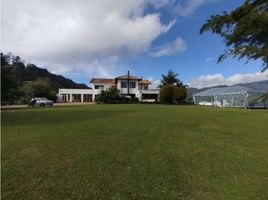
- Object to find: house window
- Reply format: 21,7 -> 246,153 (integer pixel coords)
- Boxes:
143,85 -> 148,90
121,81 -> 127,88
95,85 -> 104,89
130,82 -> 136,88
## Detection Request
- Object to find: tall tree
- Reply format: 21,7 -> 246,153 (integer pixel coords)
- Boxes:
21,78 -> 57,101
159,85 -> 187,104
1,52 -> 10,66
1,53 -> 20,104
1,66 -> 20,104
1,52 -> 90,104
158,70 -> 183,88
200,0 -> 268,72
158,70 -> 187,104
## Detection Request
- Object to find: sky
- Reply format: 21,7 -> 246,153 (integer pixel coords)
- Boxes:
2,0 -> 268,88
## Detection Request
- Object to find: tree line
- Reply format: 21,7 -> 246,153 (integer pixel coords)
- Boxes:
1,52 -> 89,105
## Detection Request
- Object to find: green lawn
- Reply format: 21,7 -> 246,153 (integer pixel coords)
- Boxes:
2,105 -> 268,200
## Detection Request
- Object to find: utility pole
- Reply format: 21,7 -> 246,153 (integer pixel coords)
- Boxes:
127,70 -> 130,95
140,76 -> 143,91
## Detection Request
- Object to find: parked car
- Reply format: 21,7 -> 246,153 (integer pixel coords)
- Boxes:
29,97 -> 54,106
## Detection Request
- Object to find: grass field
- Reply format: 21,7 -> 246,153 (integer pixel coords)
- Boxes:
2,105 -> 268,199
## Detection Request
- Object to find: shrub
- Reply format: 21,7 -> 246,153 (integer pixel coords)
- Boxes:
160,85 -> 187,104
131,97 -> 139,104
173,86 -> 187,103
95,87 -> 140,104
95,87 -> 120,104
21,78 -> 57,102
159,85 -> 174,104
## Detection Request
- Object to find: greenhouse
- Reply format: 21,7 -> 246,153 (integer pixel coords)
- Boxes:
193,85 -> 267,108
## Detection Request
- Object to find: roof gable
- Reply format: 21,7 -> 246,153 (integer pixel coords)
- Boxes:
139,80 -> 151,85
115,74 -> 141,81
90,78 -> 115,84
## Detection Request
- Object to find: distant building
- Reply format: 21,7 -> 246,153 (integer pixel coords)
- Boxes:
58,72 -> 159,102
193,85 -> 267,108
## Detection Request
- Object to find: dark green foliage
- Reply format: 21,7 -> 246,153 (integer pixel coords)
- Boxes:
95,87 -> 139,104
173,86 -> 187,103
200,0 -> 268,71
95,86 -> 121,104
160,85 -> 187,104
24,63 -> 89,90
160,85 -> 174,104
131,97 -> 139,103
1,66 -> 18,104
1,52 -> 10,66
20,79 -> 57,103
1,53 -> 22,104
159,70 -> 187,104
1,52 -> 89,104
120,96 -> 139,104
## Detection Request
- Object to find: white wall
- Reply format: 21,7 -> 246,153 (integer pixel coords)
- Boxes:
58,88 -> 98,102
58,81 -> 160,102
117,80 -> 139,95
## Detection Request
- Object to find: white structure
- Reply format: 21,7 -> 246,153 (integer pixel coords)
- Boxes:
57,89 -> 98,103
58,73 -> 159,102
193,86 -> 267,108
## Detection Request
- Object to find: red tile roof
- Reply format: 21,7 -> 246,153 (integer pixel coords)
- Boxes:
90,75 -> 147,84
115,75 -> 141,80
139,80 -> 151,85
90,78 -> 115,84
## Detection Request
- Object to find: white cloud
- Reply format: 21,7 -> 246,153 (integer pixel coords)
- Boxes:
173,0 -> 218,16
205,57 -> 214,62
189,71 -> 268,88
149,37 -> 186,57
1,0 -> 217,80
148,77 -> 161,89
49,66 -> 73,75
47,56 -> 125,80
2,0 -> 174,68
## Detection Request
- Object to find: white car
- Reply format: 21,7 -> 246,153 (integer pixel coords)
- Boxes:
31,97 -> 54,106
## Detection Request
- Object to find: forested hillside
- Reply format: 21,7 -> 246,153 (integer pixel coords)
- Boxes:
1,52 -> 89,104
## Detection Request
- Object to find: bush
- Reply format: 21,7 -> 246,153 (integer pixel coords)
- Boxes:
131,97 -> 139,104
160,85 -> 187,104
173,86 -> 187,103
21,78 -> 57,102
95,87 -> 120,104
95,87 -> 140,104
118,96 -> 139,104
159,85 -> 174,104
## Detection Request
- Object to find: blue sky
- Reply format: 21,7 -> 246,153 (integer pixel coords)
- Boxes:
2,0 -> 267,88
120,0 -> 266,88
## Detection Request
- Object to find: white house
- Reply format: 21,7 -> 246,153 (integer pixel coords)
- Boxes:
58,72 -> 159,103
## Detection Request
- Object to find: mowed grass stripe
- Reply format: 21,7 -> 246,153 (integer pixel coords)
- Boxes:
1,105 -> 268,199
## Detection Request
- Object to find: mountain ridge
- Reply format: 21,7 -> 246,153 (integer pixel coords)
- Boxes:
187,80 -> 268,98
